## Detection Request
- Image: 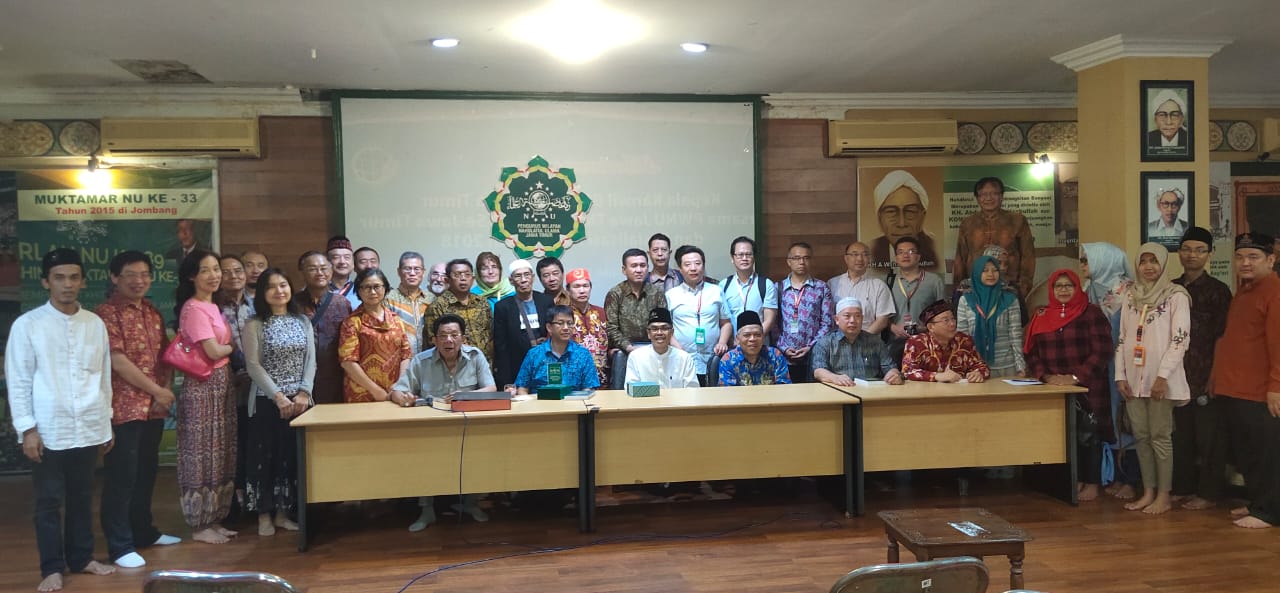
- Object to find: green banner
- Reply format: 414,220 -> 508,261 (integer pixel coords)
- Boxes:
1,169 -> 216,473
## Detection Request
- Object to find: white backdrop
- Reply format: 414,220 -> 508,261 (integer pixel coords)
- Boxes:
338,97 -> 756,304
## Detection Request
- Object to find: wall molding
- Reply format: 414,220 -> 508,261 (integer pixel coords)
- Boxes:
1050,34 -> 1233,72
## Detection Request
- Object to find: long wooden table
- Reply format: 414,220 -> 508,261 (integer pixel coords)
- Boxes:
290,381 -> 1081,550
587,383 -> 862,526
290,398 -> 590,551
845,380 -> 1086,513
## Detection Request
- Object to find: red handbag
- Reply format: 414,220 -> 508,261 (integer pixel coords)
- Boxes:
161,331 -> 215,381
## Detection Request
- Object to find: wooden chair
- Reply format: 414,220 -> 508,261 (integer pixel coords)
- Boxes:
828,556 -> 989,593
143,570 -> 299,593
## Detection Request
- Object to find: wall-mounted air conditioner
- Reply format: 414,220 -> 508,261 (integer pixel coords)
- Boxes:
828,119 -> 957,157
101,118 -> 260,157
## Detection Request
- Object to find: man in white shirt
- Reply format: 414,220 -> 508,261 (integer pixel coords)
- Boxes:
625,307 -> 699,388
666,245 -> 731,385
828,241 -> 895,334
7,248 -> 117,592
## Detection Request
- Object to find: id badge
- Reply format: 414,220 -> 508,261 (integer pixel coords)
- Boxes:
788,323 -> 800,334
694,327 -> 706,345
1132,345 -> 1146,367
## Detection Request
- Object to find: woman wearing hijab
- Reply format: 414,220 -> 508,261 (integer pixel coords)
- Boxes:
471,252 -> 515,311
1024,269 -> 1115,501
1080,242 -> 1141,499
957,256 -> 1025,378
902,300 -> 990,383
1115,243 -> 1191,515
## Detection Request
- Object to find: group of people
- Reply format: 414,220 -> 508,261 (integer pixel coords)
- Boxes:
8,175 -> 1280,592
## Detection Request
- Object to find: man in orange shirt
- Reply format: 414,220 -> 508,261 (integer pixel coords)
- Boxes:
1211,233 -> 1280,529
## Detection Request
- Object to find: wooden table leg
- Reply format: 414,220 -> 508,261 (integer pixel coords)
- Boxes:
886,533 -> 899,563
1009,553 -> 1025,590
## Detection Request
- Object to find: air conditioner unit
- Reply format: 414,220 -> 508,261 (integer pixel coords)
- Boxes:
101,118 -> 260,157
1262,118 -> 1280,154
828,119 -> 957,157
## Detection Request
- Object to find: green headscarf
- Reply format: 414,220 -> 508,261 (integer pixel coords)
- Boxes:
963,255 -> 1017,363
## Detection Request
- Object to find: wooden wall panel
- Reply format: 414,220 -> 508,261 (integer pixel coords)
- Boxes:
217,116 -> 333,279
760,119 -> 857,281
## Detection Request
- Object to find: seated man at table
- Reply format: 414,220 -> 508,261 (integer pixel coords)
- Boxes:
515,305 -> 602,393
901,300 -> 990,383
624,307 -> 699,388
718,311 -> 791,386
812,297 -> 904,386
388,314 -> 496,531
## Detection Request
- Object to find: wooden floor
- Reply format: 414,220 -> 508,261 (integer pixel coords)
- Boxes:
1,469 -> 1277,593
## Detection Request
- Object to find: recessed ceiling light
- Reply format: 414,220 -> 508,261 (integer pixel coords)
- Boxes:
432,38 -> 460,48
681,42 -> 708,53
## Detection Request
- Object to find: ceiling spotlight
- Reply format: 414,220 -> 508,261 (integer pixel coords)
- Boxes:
431,38 -> 460,48
1030,153 -> 1053,178
681,42 -> 708,53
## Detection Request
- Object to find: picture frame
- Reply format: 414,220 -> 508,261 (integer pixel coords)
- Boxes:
1140,171 -> 1195,250
1140,80 -> 1194,162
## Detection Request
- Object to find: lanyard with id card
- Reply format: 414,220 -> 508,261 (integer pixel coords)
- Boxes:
693,286 -> 707,344
1132,304 -> 1149,367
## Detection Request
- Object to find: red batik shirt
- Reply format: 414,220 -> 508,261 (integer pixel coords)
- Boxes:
901,331 -> 991,382
96,295 -> 170,423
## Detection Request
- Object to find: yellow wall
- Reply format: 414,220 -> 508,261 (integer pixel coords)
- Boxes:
1077,57 -> 1210,277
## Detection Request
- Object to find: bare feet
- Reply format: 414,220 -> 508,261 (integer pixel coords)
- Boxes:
214,525 -> 238,537
1230,506 -> 1251,518
82,561 -> 115,576
1181,496 -> 1215,510
1125,490 -> 1156,511
192,527 -> 229,544
1233,515 -> 1273,529
258,515 -> 275,537
274,516 -> 299,531
1078,483 -> 1100,501
1112,484 -> 1137,500
37,573 -> 62,592
1142,493 -> 1173,515
1104,483 -> 1121,497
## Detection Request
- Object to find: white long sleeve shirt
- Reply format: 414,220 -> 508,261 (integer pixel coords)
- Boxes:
624,344 -> 699,388
6,302 -> 113,450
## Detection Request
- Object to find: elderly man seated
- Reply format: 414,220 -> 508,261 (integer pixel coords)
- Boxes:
388,314 -> 496,530
624,307 -> 699,388
812,297 -> 904,386
515,305 -> 602,393
718,311 -> 791,386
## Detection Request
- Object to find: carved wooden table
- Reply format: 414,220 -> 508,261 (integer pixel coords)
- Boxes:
877,507 -> 1032,590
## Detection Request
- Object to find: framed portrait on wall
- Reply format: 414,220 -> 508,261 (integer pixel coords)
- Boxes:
1140,80 -> 1194,162
1141,171 -> 1194,250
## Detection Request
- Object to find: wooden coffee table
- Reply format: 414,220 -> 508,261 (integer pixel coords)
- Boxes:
877,508 -> 1032,590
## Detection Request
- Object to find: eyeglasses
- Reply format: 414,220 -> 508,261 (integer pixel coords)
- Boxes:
450,271 -> 473,278
647,324 -> 673,332
510,271 -> 533,280
787,255 -> 812,262
400,266 -> 424,274
359,284 -> 385,292
1179,247 -> 1210,255
895,249 -> 919,256
1053,284 -> 1076,291
732,252 -> 754,259
547,320 -> 574,327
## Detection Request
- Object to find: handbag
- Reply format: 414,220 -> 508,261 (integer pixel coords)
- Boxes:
162,330 -> 215,381
1074,396 -> 1101,447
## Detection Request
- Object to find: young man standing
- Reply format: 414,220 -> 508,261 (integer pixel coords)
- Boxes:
95,251 -> 182,569
1211,233 -> 1280,529
240,251 -> 269,299
1171,227 -> 1232,511
535,257 -> 568,305
886,236 -> 946,340
565,269 -> 609,385
424,259 -> 495,370
666,245 -> 731,385
8,249 -> 118,591
776,242 -> 834,382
